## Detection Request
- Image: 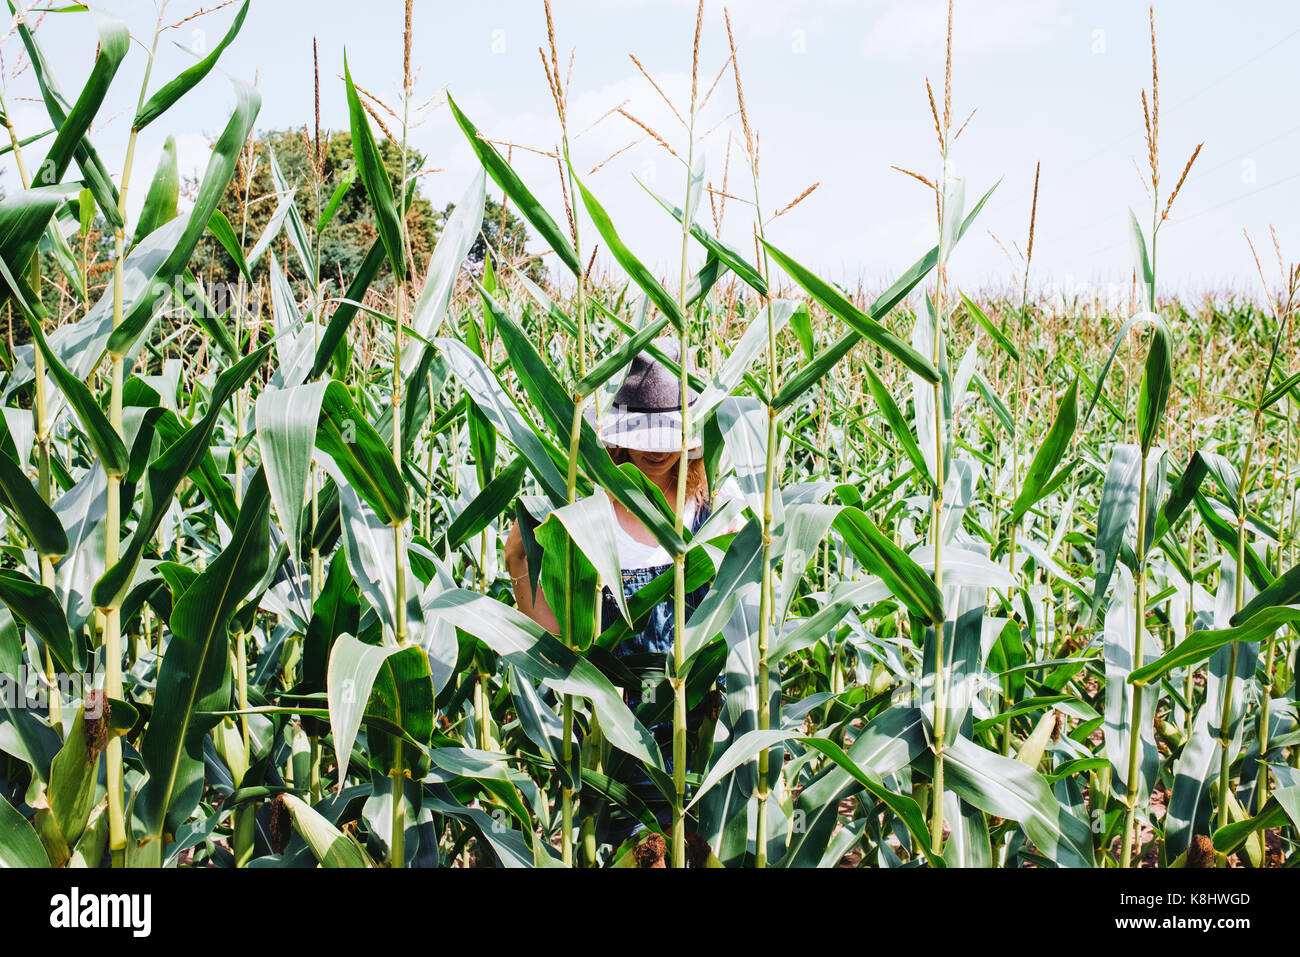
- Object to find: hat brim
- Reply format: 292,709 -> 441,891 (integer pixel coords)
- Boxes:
598,409 -> 704,459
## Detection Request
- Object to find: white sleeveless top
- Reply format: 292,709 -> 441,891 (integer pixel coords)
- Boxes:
610,476 -> 746,571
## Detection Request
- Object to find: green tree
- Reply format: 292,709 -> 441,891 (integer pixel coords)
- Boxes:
191,126 -> 431,291
453,194 -> 546,284
192,126 -> 543,294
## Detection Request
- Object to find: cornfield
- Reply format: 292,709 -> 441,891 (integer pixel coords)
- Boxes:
0,0 -> 1296,873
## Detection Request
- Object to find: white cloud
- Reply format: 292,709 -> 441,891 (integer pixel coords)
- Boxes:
863,0 -> 1062,60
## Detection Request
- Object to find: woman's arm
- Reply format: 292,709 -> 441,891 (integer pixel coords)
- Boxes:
504,520 -> 560,635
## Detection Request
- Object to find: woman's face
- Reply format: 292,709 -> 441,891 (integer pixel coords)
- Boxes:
626,448 -> 681,481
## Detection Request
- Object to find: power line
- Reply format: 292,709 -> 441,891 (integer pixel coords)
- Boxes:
1085,169 -> 1300,257
1036,24 -> 1300,258
1042,121 -> 1300,248
1171,168 -> 1300,226
1059,23 -> 1300,178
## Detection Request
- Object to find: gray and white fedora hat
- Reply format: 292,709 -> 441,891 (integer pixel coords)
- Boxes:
598,337 -> 703,458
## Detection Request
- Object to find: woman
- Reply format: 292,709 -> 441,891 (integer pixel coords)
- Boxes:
503,340 -> 743,840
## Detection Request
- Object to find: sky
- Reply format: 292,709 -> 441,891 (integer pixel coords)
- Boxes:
3,0 -> 1298,306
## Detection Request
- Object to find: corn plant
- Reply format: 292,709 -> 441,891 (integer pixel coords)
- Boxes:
0,0 -> 1295,871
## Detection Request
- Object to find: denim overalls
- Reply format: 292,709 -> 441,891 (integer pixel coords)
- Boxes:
598,503 -> 721,843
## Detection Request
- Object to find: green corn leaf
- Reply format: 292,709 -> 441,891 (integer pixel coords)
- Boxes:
1011,377 -> 1079,523
782,706 -> 928,866
7,0 -> 122,227
771,241 -> 940,408
130,133 -> 180,250
92,345 -> 272,609
140,470 -> 272,838
1193,493 -> 1273,593
1137,322 -> 1173,453
1230,561 -> 1300,625
596,543 -> 714,654
300,552 -> 361,703
207,207 -> 251,284
766,180 -> 996,407
960,291 -> 1020,360
510,664 -> 579,790
1088,443 -> 1142,616
763,240 -> 938,384
268,149 -> 318,282
576,316 -> 671,397
404,169 -> 486,378
256,381 -> 329,567
834,507 -> 944,626
0,412 -> 67,560
0,569 -> 80,673
316,380 -> 409,527
275,793 -> 372,867
343,54 -> 405,278
580,766 -> 664,837
1261,369 -> 1300,411
439,455 -> 528,553
534,519 -> 600,652
327,635 -> 433,785
0,255 -> 128,477
1130,605 -> 1300,687
972,370 -> 1014,435
1129,208 -> 1154,307
691,300 -> 797,429
0,127 -> 52,159
1081,311 -> 1161,430
447,94 -> 581,276
29,8 -> 128,193
484,286 -> 686,554
572,170 -> 687,332
0,183 -> 79,306
41,211 -> 85,301
316,165 -> 358,233
76,187 -> 94,234
107,77 -> 261,357
800,736 -> 940,867
684,253 -> 727,309
133,0 -> 251,131
0,793 -> 50,868
307,179 -> 415,380
864,364 -> 933,487
688,728 -> 799,809
437,337 -> 570,504
1211,772 -> 1300,854
789,301 -> 815,361
247,186 -> 299,271
678,517 -> 760,659
546,493 -> 633,628
312,241 -> 387,379
0,451 -> 67,560
427,589 -> 664,770
943,734 -> 1096,868
1103,567 -> 1158,795
1154,450 -> 1209,543
639,180 -> 768,296
173,270 -> 239,359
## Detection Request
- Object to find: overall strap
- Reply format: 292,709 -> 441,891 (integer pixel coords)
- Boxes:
689,497 -> 713,535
